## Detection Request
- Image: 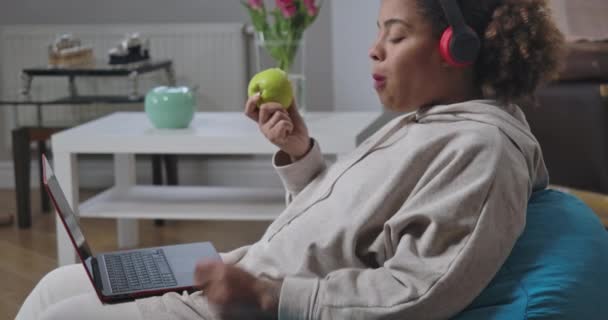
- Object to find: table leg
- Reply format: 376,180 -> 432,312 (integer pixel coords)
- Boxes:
12,128 -> 31,228
38,140 -> 51,213
128,71 -> 140,100
152,155 -> 165,226
34,104 -> 47,213
152,155 -> 163,185
165,65 -> 177,86
154,155 -> 179,227
164,155 -> 179,186
114,154 -> 139,248
53,151 -> 79,266
68,75 -> 78,97
20,72 -> 32,100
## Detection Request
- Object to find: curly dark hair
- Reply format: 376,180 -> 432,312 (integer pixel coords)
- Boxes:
416,0 -> 565,105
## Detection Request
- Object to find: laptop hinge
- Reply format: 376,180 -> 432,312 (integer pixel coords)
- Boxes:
91,257 -> 105,292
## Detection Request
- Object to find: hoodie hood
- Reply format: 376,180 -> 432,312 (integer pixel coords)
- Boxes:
414,99 -> 549,194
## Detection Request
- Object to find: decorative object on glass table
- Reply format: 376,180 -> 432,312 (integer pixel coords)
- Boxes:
48,34 -> 95,67
145,86 -> 196,129
108,33 -> 151,65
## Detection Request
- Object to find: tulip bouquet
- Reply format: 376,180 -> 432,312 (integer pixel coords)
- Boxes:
243,0 -> 322,71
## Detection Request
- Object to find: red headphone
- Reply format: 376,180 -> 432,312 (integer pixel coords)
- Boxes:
438,0 -> 481,67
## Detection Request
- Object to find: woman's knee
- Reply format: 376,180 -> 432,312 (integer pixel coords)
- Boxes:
38,264 -> 88,290
16,265 -> 93,320
40,264 -> 83,284
38,293 -> 141,320
35,264 -> 93,301
37,295 -> 93,320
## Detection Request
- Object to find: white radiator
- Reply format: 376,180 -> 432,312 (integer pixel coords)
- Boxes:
0,23 -> 248,132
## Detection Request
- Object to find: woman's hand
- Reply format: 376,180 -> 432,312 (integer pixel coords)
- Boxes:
195,261 -> 281,320
245,94 -> 311,161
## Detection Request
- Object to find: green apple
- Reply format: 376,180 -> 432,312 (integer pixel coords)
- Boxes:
248,68 -> 293,108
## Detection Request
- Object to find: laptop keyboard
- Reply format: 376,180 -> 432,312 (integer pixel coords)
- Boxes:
104,249 -> 178,293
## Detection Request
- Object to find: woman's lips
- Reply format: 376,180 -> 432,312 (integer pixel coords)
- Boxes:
373,74 -> 386,89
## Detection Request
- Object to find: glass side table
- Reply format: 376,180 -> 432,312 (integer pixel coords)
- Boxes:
0,59 -> 178,228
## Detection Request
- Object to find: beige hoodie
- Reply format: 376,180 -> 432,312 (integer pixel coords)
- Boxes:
137,100 -> 549,320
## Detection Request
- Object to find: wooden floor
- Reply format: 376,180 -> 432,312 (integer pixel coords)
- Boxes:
0,188 -> 271,319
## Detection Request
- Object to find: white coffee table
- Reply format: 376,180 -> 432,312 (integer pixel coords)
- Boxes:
51,111 -> 382,266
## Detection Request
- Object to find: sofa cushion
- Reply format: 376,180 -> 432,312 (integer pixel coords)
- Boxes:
528,86 -> 608,194
559,41 -> 608,82
453,189 -> 608,319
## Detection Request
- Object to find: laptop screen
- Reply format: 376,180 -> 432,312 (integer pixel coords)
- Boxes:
42,156 -> 93,262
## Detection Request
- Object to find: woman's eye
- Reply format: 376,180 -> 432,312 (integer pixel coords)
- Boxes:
389,37 -> 405,44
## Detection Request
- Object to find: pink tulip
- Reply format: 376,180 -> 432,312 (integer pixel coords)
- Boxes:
303,0 -> 318,16
248,0 -> 263,11
276,0 -> 297,18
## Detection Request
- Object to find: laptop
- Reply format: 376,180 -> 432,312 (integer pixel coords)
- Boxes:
41,154 -> 222,303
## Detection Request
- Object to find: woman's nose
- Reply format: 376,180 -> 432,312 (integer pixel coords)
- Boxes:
369,41 -> 384,62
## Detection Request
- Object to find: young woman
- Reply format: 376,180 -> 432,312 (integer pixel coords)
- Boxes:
17,0 -> 563,319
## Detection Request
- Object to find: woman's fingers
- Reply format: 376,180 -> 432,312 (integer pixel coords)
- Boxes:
275,120 -> 294,141
287,102 -> 301,120
245,100 -> 300,148
244,94 -> 261,121
264,111 -> 293,141
268,120 -> 294,145
259,103 -> 287,125
264,109 -> 289,129
195,261 -> 221,289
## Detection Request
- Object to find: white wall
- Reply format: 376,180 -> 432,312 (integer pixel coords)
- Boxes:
331,0 -> 382,111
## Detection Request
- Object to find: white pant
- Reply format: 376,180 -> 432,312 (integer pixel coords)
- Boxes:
16,264 -> 142,320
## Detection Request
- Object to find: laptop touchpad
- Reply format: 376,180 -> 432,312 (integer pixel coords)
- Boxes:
164,242 -> 221,275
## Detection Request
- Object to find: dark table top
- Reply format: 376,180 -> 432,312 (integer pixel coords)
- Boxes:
22,59 -> 172,77
0,95 -> 144,106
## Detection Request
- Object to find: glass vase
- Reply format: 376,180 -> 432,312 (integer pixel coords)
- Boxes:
254,32 -> 307,116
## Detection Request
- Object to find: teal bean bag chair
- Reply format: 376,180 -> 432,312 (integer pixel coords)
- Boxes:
453,189 -> 608,319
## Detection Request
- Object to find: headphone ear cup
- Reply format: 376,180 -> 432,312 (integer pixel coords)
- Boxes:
439,27 -> 456,66
439,26 -> 479,67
